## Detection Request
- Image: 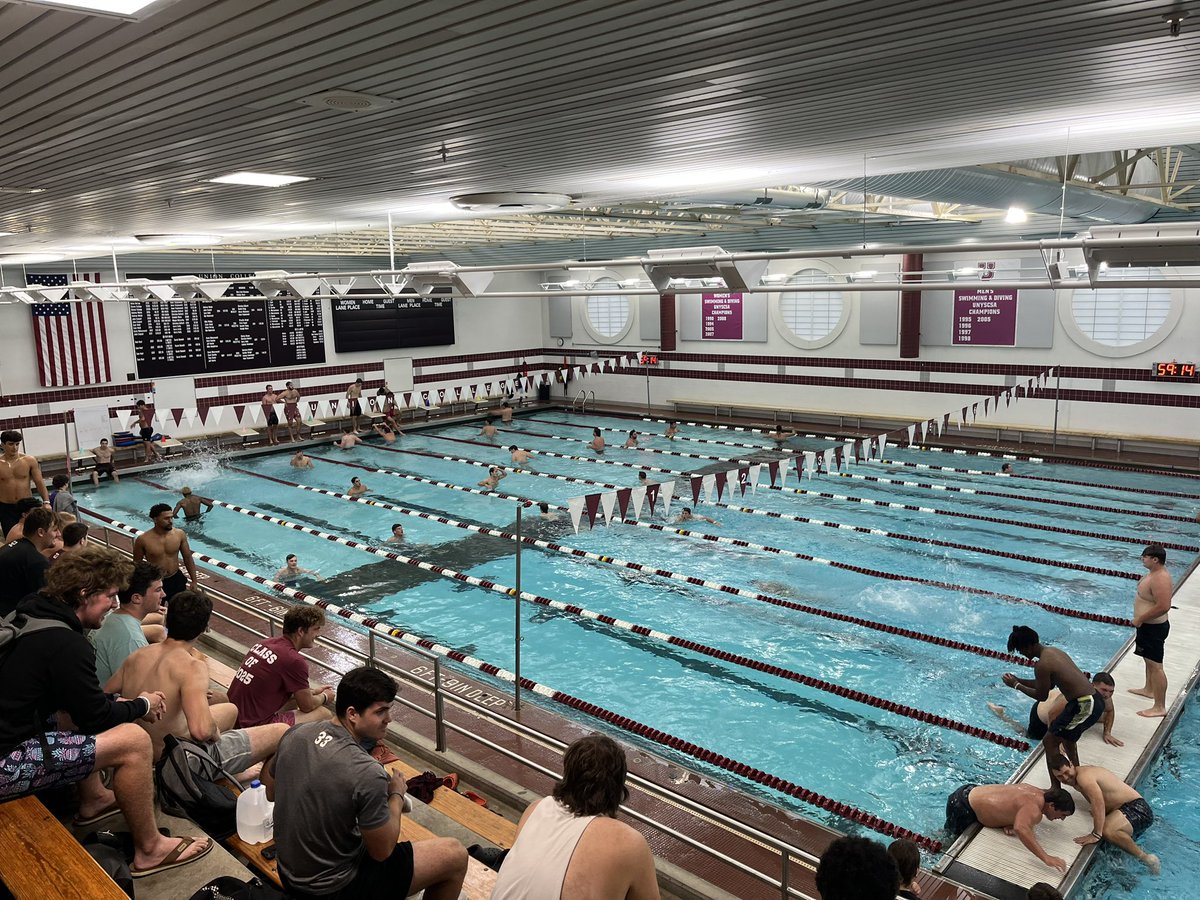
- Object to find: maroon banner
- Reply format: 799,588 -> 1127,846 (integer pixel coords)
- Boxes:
615,488 -> 632,520
583,493 -> 601,528
645,483 -> 660,513
953,285 -> 1018,345
690,476 -> 703,506
701,292 -> 744,340
714,472 -> 727,502
309,401 -> 319,415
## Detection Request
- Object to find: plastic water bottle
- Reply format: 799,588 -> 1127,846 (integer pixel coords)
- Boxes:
236,780 -> 274,844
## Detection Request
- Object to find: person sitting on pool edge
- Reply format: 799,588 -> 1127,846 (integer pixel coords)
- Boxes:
1001,625 -> 1102,789
944,782 -> 1074,872
348,477 -> 369,497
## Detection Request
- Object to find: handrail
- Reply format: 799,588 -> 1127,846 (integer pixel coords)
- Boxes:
571,389 -> 587,413
90,522 -> 819,899
587,390 -> 595,412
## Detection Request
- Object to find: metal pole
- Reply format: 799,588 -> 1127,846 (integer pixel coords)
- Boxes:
433,657 -> 446,751
514,503 -> 522,710
645,366 -> 651,415
62,412 -> 73,479
1052,369 -> 1062,451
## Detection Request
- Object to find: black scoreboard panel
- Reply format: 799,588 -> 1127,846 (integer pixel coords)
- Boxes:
130,298 -> 325,378
331,291 -> 454,353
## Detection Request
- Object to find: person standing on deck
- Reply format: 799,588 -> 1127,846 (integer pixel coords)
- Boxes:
132,504 -> 198,601
1129,545 -> 1172,718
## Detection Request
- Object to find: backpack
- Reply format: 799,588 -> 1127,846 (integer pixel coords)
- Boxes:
188,876 -> 283,900
80,832 -> 135,899
154,734 -> 240,840
0,611 -> 70,667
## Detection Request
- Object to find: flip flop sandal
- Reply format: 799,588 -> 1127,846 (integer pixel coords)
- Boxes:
131,835 -> 213,878
73,801 -> 123,827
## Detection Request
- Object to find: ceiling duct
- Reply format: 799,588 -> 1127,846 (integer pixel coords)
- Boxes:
618,187 -> 830,216
812,167 -> 1162,224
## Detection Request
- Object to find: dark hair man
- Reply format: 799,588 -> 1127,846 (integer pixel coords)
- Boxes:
134,400 -> 161,463
0,508 -> 62,616
1130,545 -> 1172,718
49,474 -> 79,518
491,733 -> 659,900
264,666 -> 467,899
4,497 -> 44,544
815,836 -> 899,900
0,546 -> 212,876
0,430 -> 49,536
944,782 -> 1074,872
228,605 -> 333,728
132,503 -> 197,600
1049,755 -> 1159,873
91,561 -> 165,686
62,521 -> 90,550
887,838 -> 921,899
1002,625 -> 1099,788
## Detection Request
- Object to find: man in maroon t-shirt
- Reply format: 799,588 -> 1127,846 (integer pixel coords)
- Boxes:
228,606 -> 334,728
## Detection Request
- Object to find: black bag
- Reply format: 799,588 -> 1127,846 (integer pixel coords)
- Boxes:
188,876 -> 283,900
154,734 -> 240,840
81,836 -> 134,898
0,611 -> 69,665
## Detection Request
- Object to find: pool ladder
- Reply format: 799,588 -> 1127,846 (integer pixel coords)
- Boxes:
571,390 -> 594,413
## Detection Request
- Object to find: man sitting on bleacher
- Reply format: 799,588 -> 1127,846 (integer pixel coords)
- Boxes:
0,546 -> 213,876
263,666 -> 468,899
490,733 -> 660,900
227,605 -> 334,728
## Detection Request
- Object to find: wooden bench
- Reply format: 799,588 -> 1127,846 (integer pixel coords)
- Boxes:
227,816 -> 498,898
232,427 -> 261,446
0,795 -> 130,899
384,760 -> 516,850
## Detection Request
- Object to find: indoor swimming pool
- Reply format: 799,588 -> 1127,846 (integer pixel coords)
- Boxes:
73,410 -> 1200,874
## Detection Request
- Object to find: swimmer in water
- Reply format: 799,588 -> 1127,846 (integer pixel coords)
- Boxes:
347,476 -> 369,497
675,507 -> 718,526
291,449 -> 313,469
623,430 -> 640,449
1001,463 -> 1014,474
273,553 -> 322,586
664,421 -> 679,440
478,467 -> 507,490
589,428 -> 605,454
372,422 -> 401,443
509,446 -> 535,470
386,523 -> 405,544
765,427 -> 797,447
172,486 -> 213,522
336,428 -> 362,450
480,419 -> 498,441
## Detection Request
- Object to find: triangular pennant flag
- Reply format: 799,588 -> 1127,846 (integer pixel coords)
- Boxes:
878,433 -> 890,456
1005,390 -> 1012,407
233,405 -> 245,424
591,362 -> 602,374
583,493 -> 602,529
309,401 -> 320,416
421,391 -> 430,407
659,480 -> 675,517
913,422 -> 923,445
567,496 -> 586,534
984,397 -> 991,416
403,392 -> 412,407
768,460 -> 780,486
328,399 -> 340,417
972,402 -> 979,422
943,413 -> 950,432
454,386 -> 463,400
171,408 -> 184,427
690,475 -> 704,506
206,406 -> 224,426
184,408 -> 199,427
629,485 -> 646,520
599,491 -> 618,526
484,382 -> 492,396
822,448 -> 835,473
834,445 -> 844,471
906,424 -> 915,446
722,469 -> 739,500
731,467 -> 748,497
615,488 -> 633,521
701,473 -> 717,504
437,388 -> 446,404
748,463 -> 761,492
804,451 -> 816,479
526,376 -> 534,390
368,397 -> 379,412
645,483 -> 660,514
779,456 -> 793,488
469,384 -> 478,398
926,418 -> 936,438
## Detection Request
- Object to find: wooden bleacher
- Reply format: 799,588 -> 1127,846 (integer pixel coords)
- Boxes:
0,795 -> 130,900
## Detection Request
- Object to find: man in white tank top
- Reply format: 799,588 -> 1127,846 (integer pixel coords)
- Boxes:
490,733 -> 659,900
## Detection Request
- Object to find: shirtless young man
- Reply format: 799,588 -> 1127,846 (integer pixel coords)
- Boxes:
132,504 -> 198,601
91,438 -> 120,486
346,377 -> 365,433
623,430 -> 640,449
478,467 -> 507,490
664,421 -> 679,440
262,385 -> 281,445
943,783 -> 1074,872
675,507 -> 718,526
0,430 -> 49,536
1002,625 -> 1102,788
479,419 -> 499,441
989,672 -> 1122,747
107,590 -> 287,769
589,428 -> 605,454
386,523 -> 405,544
498,401 -> 514,424
1129,545 -> 1172,718
347,477 -> 369,497
172,487 -> 213,522
134,401 -> 161,463
290,449 -> 313,469
279,381 -> 303,442
274,554 -> 322,586
1049,756 -> 1159,873
372,423 -> 400,444
765,427 -> 797,447
336,428 -> 362,450
509,446 -> 535,470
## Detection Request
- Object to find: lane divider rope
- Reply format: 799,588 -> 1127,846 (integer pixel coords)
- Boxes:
80,506 -> 942,850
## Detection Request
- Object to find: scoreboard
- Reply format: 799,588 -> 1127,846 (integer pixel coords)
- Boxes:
331,292 -> 455,353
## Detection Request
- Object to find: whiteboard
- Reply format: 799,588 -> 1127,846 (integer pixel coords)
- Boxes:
74,405 -> 114,450
152,376 -> 198,413
382,357 -> 415,393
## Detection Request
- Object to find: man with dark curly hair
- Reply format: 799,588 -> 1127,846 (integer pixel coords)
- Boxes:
491,733 -> 660,899
815,836 -> 900,899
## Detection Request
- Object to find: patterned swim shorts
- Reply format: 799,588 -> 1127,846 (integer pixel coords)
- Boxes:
0,732 -> 98,799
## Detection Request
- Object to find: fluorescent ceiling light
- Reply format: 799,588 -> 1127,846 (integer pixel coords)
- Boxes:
0,231 -> 15,237
134,233 -> 220,245
0,187 -> 46,195
1004,206 -> 1028,224
955,266 -> 980,276
208,172 -> 312,187
21,0 -> 157,12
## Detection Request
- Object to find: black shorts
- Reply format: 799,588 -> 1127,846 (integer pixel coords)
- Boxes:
265,410 -> 279,426
1027,701 -> 1048,741
0,501 -> 21,536
95,462 -> 115,478
162,570 -> 188,600
945,783 -> 979,836
1135,621 -> 1170,664
281,841 -> 413,900
1120,797 -> 1154,837
349,400 -> 363,417
1049,691 -> 1105,742
139,426 -> 154,441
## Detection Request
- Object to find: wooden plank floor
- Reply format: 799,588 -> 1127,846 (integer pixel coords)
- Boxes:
940,563 -> 1199,898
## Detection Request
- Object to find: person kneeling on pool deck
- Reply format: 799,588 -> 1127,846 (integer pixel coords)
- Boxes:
1049,755 -> 1160,874
274,554 -> 323,586
1002,625 -> 1100,789
944,783 -> 1075,872
988,671 -> 1122,747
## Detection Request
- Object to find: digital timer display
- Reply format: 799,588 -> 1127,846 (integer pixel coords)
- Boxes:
640,353 -> 659,365
1151,361 -> 1197,380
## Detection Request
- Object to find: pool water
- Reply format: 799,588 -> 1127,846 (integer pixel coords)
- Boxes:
75,410 -> 1200,885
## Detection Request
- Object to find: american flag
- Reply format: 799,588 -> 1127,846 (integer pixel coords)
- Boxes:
27,273 -> 112,387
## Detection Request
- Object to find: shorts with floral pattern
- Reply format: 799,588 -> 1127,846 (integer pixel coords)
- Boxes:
0,732 -> 98,799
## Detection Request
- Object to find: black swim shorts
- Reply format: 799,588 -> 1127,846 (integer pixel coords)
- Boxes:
266,410 -> 279,426
1119,797 -> 1154,837
162,570 -> 188,600
1049,691 -> 1105,743
349,400 -> 363,417
281,840 -> 413,900
1027,701 -> 1048,741
944,783 -> 979,836
1134,621 -> 1170,664
139,426 -> 154,441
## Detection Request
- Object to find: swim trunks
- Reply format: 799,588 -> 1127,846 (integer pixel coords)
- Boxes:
1119,797 -> 1154,837
0,501 -> 21,536
1134,621 -> 1170,664
265,409 -> 279,426
0,731 -> 97,800
284,403 -> 300,421
139,426 -> 154,441
1027,701 -> 1048,741
162,570 -> 188,600
1049,692 -> 1104,742
95,462 -> 115,478
349,400 -> 362,417
944,783 -> 979,836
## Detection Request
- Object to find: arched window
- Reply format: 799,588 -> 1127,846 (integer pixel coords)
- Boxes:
1071,268 -> 1171,346
585,277 -> 630,338
779,269 -> 843,341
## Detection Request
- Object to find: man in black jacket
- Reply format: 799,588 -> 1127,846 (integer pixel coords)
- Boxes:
0,507 -> 61,616
0,545 -> 213,877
